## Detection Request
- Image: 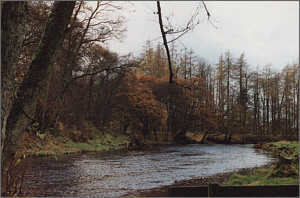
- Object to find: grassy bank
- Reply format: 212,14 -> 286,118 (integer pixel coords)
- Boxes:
187,132 -> 298,144
15,126 -> 299,159
16,128 -> 177,160
225,141 -> 299,186
16,130 -> 130,160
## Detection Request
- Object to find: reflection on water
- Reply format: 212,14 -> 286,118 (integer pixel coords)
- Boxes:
27,144 -> 276,197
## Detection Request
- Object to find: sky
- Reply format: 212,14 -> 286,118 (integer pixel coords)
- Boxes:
105,1 -> 299,71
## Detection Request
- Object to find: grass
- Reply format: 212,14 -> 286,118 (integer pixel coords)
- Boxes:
258,177 -> 299,185
267,141 -> 299,157
224,169 -> 269,186
225,141 -> 299,186
17,131 -> 130,159
225,168 -> 299,186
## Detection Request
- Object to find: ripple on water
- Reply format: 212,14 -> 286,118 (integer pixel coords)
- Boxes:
26,144 -> 276,197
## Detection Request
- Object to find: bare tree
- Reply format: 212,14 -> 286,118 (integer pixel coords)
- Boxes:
156,1 -> 213,84
40,1 -> 127,131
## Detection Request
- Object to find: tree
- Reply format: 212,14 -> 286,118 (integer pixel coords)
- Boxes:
138,40 -> 155,76
37,1 -> 127,131
1,1 -> 28,153
234,53 -> 250,131
115,75 -> 167,138
156,1 -> 212,84
251,66 -> 261,135
215,54 -> 226,135
1,1 -> 76,176
139,42 -> 168,79
156,1 -> 173,83
269,71 -> 281,136
281,63 -> 299,137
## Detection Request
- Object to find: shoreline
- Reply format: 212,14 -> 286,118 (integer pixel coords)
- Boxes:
122,163 -> 275,197
16,132 -> 131,160
17,130 -> 297,160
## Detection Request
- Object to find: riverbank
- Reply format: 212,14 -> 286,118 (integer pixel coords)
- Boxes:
16,129 -> 298,160
123,141 -> 299,197
123,166 -> 273,197
224,141 -> 299,186
187,132 -> 298,144
16,130 -> 131,160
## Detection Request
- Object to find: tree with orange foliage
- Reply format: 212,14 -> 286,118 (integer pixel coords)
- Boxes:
151,75 -> 219,142
115,75 -> 167,139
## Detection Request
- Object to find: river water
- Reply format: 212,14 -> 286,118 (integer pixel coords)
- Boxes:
26,144 -> 276,197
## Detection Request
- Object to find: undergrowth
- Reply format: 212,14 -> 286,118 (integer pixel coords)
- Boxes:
17,120 -> 130,159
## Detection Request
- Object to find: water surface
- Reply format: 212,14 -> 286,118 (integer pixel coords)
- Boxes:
27,144 -> 276,197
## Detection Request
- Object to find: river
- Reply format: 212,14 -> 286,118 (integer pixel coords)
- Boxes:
26,144 -> 276,197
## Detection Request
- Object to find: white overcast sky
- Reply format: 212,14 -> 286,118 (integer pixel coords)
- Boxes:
105,1 -> 299,71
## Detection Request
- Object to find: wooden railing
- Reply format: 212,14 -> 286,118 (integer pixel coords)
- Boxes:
168,183 -> 299,197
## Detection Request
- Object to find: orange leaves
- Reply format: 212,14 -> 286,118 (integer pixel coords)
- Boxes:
137,74 -> 157,84
115,75 -> 167,134
115,73 -> 221,136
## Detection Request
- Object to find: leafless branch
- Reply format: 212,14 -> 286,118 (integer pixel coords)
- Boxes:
66,62 -> 138,91
202,1 -> 210,19
157,1 -> 173,83
156,1 -> 215,87
202,1 -> 218,29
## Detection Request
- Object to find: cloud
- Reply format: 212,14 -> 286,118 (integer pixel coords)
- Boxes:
107,1 -> 299,71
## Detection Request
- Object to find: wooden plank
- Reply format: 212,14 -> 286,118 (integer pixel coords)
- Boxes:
219,185 -> 299,197
168,185 -> 299,197
208,183 -> 219,197
168,186 -> 208,197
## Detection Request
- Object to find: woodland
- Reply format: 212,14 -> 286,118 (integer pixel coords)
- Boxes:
1,1 -> 299,188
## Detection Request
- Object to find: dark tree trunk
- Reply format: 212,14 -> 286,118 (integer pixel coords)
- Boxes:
200,127 -> 212,143
1,1 -> 76,177
153,127 -> 157,141
123,124 -> 129,134
156,1 -> 174,83
1,1 -> 28,153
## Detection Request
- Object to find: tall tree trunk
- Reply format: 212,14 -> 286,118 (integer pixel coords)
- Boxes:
156,1 -> 174,83
1,1 -> 75,177
1,1 -> 28,153
85,75 -> 94,120
253,92 -> 257,135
